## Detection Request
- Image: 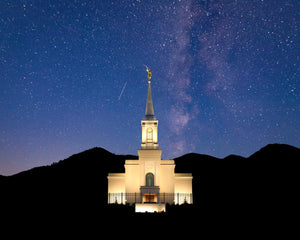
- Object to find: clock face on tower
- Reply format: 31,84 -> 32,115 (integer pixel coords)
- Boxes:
147,127 -> 153,143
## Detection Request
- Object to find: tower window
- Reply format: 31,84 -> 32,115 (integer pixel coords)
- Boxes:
147,127 -> 153,143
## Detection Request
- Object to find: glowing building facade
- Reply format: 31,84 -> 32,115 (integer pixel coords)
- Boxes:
107,69 -> 193,212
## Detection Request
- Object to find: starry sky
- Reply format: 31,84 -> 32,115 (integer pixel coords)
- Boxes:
0,0 -> 299,175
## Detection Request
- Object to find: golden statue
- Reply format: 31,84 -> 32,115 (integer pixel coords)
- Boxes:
145,65 -> 152,83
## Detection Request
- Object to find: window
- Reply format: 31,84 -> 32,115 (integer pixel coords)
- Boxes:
147,128 -> 153,143
146,173 -> 154,187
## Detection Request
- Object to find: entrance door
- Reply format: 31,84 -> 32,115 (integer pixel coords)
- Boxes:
143,193 -> 157,203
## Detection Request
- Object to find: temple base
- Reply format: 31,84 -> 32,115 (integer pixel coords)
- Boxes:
135,203 -> 166,213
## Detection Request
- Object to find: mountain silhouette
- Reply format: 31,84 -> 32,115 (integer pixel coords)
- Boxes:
1,143 -> 299,226
174,144 -> 299,216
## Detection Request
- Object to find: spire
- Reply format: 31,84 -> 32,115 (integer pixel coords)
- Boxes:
144,82 -> 156,120
144,66 -> 156,120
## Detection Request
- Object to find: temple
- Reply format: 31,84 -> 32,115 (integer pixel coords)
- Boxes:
107,68 -> 193,213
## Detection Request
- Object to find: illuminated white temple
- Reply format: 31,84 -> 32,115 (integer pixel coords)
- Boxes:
107,68 -> 193,212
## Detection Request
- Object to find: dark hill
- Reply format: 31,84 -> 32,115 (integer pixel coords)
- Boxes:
1,143 -> 299,226
1,147 -> 137,219
249,143 -> 299,161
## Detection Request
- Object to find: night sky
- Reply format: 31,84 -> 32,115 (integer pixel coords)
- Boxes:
0,0 -> 299,175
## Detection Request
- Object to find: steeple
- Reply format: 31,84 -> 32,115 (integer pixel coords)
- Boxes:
141,66 -> 158,150
144,81 -> 156,120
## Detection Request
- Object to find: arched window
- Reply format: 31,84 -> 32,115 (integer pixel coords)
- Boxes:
147,127 -> 153,143
146,172 -> 154,187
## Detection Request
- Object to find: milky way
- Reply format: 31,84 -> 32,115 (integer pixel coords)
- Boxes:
0,0 -> 299,175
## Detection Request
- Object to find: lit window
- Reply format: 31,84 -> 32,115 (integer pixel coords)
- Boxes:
147,128 -> 153,143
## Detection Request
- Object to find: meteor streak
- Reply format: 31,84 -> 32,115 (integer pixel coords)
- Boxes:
118,81 -> 127,100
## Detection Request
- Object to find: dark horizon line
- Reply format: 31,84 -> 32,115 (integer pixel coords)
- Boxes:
0,142 -> 298,177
